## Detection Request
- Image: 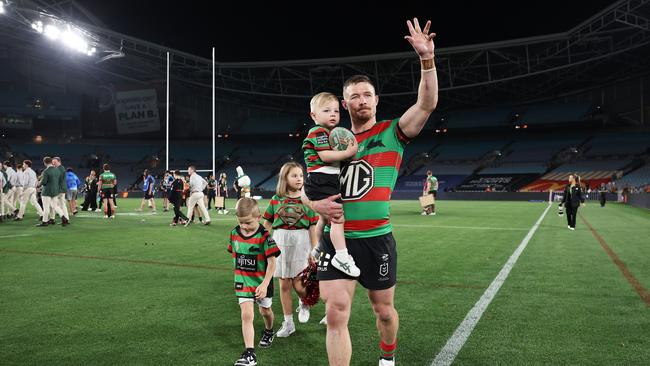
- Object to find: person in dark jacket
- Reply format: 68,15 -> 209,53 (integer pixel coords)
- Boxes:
560,173 -> 585,231
81,170 -> 99,211
169,170 -> 189,226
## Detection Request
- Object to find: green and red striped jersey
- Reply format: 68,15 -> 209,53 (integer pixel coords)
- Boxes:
338,119 -> 411,239
302,125 -> 339,174
227,225 -> 281,298
99,171 -> 116,189
263,195 -> 319,230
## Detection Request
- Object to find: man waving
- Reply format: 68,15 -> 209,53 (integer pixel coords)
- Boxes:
310,18 -> 438,366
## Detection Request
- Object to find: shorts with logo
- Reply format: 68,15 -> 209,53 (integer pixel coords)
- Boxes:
316,232 -> 397,290
236,281 -> 274,308
304,172 -> 342,203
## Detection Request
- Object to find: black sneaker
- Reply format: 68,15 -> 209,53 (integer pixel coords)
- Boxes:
234,350 -> 257,366
258,329 -> 274,348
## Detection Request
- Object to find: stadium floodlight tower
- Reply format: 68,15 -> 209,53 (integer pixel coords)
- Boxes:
166,47 -> 217,179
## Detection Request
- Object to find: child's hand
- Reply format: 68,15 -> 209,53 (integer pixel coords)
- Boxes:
345,138 -> 358,158
255,284 -> 268,299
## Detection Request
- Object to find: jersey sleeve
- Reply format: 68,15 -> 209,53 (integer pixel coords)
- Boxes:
392,119 -> 411,147
263,232 -> 281,258
303,126 -> 332,152
263,196 -> 277,222
227,233 -> 233,253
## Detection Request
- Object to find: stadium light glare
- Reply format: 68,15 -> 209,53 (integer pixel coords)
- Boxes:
44,24 -> 61,40
31,20 -> 44,33
0,2 -> 5,14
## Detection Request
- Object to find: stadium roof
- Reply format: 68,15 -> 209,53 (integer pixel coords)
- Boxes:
1,0 -> 650,114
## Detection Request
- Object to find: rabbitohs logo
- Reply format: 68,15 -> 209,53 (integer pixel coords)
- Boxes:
277,204 -> 305,226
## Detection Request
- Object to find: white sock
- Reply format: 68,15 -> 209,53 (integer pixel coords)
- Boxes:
335,249 -> 348,255
284,314 -> 293,323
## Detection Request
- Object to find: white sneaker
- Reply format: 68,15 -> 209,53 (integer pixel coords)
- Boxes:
95,209 -> 101,213
218,209 -> 223,214
379,358 -> 395,366
568,225 -> 571,229
223,209 -> 229,214
332,252 -> 361,277
104,215 -> 108,219
569,227 -> 575,231
421,211 -> 427,216
297,299 -> 310,323
275,320 -> 295,337
319,315 -> 327,325
110,216 -> 115,219
432,212 -> 436,216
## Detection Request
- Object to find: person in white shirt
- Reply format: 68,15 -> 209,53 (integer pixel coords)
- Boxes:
0,161 -> 7,221
185,165 -> 211,226
15,160 -> 44,221
3,160 -> 18,216
13,163 -> 25,210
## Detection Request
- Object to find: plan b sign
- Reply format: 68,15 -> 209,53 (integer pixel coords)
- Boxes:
115,89 -> 160,134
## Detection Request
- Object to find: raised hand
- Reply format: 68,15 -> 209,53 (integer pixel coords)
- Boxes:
404,18 -> 436,60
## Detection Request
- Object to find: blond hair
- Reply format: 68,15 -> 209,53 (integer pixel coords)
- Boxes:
310,92 -> 338,113
235,197 -> 260,217
276,162 -> 303,197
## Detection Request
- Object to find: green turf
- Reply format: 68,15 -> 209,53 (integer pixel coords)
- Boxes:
0,199 -> 648,365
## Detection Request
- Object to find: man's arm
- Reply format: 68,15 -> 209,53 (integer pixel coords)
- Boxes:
399,18 -> 439,139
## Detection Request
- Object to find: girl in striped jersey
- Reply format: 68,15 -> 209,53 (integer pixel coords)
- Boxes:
263,162 -> 320,337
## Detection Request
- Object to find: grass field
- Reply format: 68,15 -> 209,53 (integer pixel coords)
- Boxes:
1,198 -> 649,365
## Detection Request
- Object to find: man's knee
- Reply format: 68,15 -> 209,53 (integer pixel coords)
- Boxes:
372,303 -> 397,323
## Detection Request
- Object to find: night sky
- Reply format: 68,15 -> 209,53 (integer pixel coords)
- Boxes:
76,1 -> 615,61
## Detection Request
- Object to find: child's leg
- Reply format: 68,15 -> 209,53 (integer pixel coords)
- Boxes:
279,278 -> 294,317
259,304 -> 274,331
292,277 -> 306,298
330,220 -> 361,277
240,301 -> 255,348
330,220 -> 347,251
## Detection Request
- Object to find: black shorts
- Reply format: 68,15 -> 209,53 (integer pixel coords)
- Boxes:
144,192 -> 154,200
305,172 -> 341,202
316,232 -> 397,290
101,188 -> 114,199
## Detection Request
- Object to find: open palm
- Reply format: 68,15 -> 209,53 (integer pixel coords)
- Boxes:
405,18 -> 436,59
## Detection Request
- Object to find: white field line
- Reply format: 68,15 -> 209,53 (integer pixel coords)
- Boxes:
431,203 -> 552,366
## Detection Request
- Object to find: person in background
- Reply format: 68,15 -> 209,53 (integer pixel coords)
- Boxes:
81,170 -> 99,212
161,170 -> 174,212
185,165 -> 211,226
13,163 -> 24,213
136,169 -> 156,213
217,172 -> 229,214
14,160 -> 44,221
65,168 -> 82,215
207,173 -> 217,210
421,170 -> 438,216
2,160 -> 17,217
98,164 -> 117,219
51,157 -> 70,223
169,170 -> 189,226
599,182 -> 607,207
560,173 -> 585,231
38,157 -> 69,226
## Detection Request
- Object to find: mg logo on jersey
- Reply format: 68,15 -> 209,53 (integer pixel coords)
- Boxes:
340,160 -> 374,201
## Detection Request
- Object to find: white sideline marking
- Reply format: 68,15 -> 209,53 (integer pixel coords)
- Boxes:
431,203 -> 552,366
393,224 -> 528,231
0,234 -> 32,239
